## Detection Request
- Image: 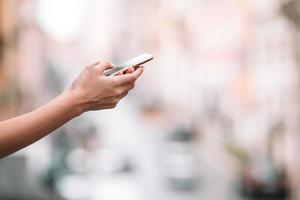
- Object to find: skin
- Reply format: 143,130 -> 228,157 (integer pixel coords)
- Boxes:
0,61 -> 143,158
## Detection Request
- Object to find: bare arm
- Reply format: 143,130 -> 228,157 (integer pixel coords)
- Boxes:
0,61 -> 143,158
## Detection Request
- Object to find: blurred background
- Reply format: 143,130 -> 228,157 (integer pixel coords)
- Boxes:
1,0 -> 300,199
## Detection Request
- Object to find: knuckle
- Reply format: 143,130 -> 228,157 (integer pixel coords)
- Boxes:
130,83 -> 135,89
113,97 -> 119,103
126,84 -> 134,91
85,64 -> 94,72
101,61 -> 111,67
112,88 -> 118,95
133,73 -> 139,80
110,103 -> 117,108
129,77 -> 136,83
114,89 -> 123,96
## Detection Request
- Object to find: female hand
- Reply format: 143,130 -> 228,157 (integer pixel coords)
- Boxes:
0,61 -> 143,158
69,61 -> 143,114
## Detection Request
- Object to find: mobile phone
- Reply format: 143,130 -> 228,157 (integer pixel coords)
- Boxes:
103,53 -> 153,76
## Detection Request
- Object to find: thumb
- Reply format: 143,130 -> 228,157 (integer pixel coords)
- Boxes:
114,67 -> 144,85
93,61 -> 113,75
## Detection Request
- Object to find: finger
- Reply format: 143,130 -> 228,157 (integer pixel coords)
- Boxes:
90,91 -> 128,110
116,71 -> 123,76
120,82 -> 135,92
109,91 -> 129,104
94,61 -> 113,75
95,91 -> 128,105
125,67 -> 135,74
85,61 -> 101,72
113,67 -> 144,86
117,91 -> 129,99
90,104 -> 116,110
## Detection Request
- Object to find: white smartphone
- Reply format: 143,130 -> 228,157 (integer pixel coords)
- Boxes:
103,53 -> 153,76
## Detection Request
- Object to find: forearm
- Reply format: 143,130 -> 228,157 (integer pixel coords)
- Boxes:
0,61 -> 143,159
0,91 -> 82,158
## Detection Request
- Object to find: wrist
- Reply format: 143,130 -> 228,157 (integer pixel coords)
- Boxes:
58,90 -> 86,117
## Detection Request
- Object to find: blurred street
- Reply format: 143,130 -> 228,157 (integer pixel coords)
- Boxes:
1,0 -> 300,199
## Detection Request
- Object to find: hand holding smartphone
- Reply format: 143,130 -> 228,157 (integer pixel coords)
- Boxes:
103,53 -> 153,76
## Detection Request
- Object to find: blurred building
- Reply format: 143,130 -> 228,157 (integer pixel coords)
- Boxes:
1,0 -> 300,200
